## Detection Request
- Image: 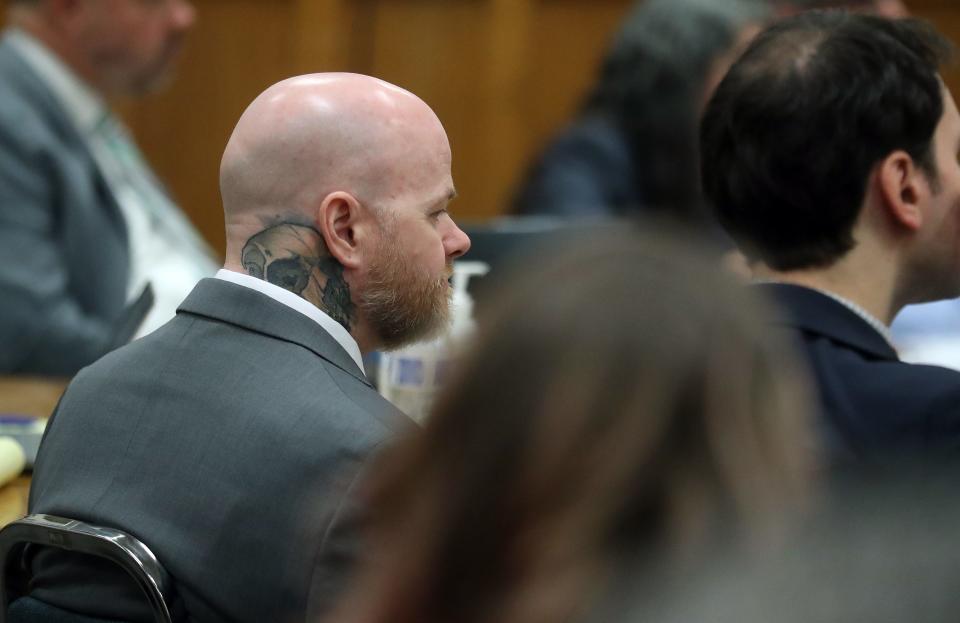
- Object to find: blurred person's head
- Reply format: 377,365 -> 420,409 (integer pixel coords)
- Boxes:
8,0 -> 195,95
332,227 -> 816,623
219,73 -> 471,353
582,0 -> 770,217
701,12 -> 960,312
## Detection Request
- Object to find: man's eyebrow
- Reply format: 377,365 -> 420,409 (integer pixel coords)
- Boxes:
431,189 -> 456,209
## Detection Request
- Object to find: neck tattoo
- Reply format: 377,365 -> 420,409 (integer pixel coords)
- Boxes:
241,222 -> 355,331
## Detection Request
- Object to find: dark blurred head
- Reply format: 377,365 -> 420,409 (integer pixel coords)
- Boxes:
587,0 -> 769,115
700,12 -> 953,270
583,0 -> 770,216
335,227 -> 816,623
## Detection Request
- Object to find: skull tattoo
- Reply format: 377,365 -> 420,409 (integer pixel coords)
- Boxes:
241,223 -> 355,330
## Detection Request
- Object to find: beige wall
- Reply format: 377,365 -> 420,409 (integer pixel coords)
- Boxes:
1,0 -> 958,255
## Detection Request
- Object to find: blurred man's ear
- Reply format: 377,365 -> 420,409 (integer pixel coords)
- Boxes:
316,192 -> 378,270
877,151 -> 925,232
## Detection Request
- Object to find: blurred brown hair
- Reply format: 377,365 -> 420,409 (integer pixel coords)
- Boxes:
334,226 -> 816,623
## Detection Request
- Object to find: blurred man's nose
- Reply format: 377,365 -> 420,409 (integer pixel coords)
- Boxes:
444,221 -> 471,260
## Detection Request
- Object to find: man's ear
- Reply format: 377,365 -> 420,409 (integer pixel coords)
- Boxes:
316,192 -> 372,269
877,150 -> 928,231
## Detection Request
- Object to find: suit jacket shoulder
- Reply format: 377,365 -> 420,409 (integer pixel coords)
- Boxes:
756,283 -> 960,459
512,115 -> 639,217
29,280 -> 414,622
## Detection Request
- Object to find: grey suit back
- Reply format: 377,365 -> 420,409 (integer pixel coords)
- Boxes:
27,279 -> 414,622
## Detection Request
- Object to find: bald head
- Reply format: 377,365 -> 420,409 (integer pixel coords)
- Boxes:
220,73 -> 450,228
219,73 -> 468,353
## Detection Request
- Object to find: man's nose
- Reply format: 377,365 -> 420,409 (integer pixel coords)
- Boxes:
444,221 -> 471,260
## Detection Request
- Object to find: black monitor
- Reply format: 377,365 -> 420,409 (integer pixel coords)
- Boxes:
458,217 -> 617,312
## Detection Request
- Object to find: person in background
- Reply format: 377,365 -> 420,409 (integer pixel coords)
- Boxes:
701,12 -> 960,462
330,228 -> 816,623
511,0 -> 769,224
25,73 -> 470,622
0,0 -> 217,376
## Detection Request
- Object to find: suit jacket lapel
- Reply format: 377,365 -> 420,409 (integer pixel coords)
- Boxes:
754,283 -> 898,361
177,279 -> 371,386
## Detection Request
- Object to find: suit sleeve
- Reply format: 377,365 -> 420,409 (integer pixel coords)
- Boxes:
304,452 -> 380,621
0,125 -> 117,375
513,143 -> 618,217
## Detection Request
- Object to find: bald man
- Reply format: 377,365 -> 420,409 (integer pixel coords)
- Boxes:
25,74 -> 470,623
0,0 -> 218,375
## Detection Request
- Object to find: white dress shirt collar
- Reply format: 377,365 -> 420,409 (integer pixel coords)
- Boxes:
809,286 -> 896,349
214,269 -> 365,374
756,279 -> 895,348
5,28 -> 105,134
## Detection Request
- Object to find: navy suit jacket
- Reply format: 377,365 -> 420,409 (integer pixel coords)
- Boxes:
758,283 -> 960,461
512,116 -> 641,218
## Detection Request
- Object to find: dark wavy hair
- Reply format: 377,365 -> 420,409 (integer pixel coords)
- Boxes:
701,11 -> 953,270
583,0 -> 769,218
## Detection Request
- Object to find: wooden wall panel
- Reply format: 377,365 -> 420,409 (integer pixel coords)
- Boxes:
526,1 -> 633,144
361,0 -> 493,220
513,0 -> 633,210
0,0 -> 633,230
908,1 -> 960,97
121,0 -> 301,257
3,0 -> 960,242
358,0 -> 632,220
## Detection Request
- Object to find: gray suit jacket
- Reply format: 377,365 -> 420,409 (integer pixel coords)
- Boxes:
27,279 -> 415,622
0,32 -> 130,375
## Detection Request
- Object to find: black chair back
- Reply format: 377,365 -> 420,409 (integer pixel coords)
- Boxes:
0,514 -> 174,623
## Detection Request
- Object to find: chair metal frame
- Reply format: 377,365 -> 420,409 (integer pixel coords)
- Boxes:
0,514 -> 174,623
